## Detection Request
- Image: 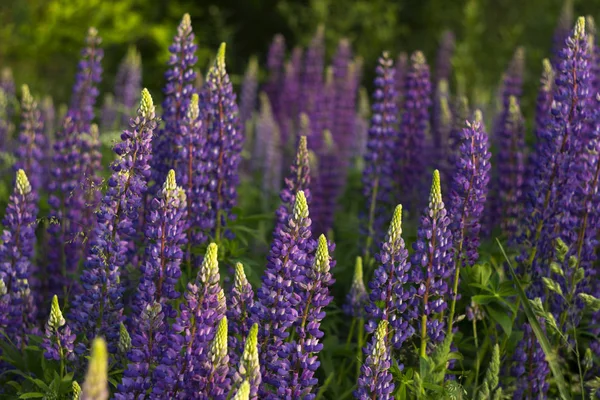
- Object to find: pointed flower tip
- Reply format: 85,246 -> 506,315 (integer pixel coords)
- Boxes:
21,84 -> 32,104
388,205 -> 403,241
248,323 -> 258,343
508,95 -> 520,115
49,294 -> 66,329
542,58 -> 552,74
211,317 -> 228,362
118,322 -> 131,354
323,129 -> 334,150
313,235 -> 330,273
473,109 -> 483,123
298,135 -> 308,151
187,93 -> 200,120
430,170 -> 442,205
217,42 -> 227,71
575,16 -> 586,39
140,88 -> 154,118
411,51 -> 426,66
164,169 -> 177,191
233,381 -> 251,400
0,279 -> 6,296
586,15 -> 596,35
234,262 -> 248,288
16,169 -> 31,195
437,79 -> 449,92
293,190 -> 309,220
200,243 -> 219,282
88,27 -> 98,37
82,338 -> 108,399
353,256 -> 363,283
72,381 -> 81,400
299,113 -> 310,130
181,13 -> 192,29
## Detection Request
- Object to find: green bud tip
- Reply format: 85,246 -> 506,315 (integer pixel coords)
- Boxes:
437,79 -> 449,94
323,129 -> 335,150
216,42 -> 227,73
234,262 -> 248,289
118,322 -> 131,353
293,190 -> 309,220
586,15 -> 596,36
248,56 -> 259,76
245,323 -> 259,351
16,169 -> 31,195
388,204 -> 403,242
90,123 -> 99,140
298,136 -> 308,154
164,170 -> 177,192
181,13 -> 192,30
411,51 -> 426,66
353,256 -> 364,283
72,381 -> 81,400
49,294 -> 66,329
542,58 -> 553,77
325,66 -> 334,85
373,319 -> 389,359
313,235 -> 330,273
473,109 -> 483,124
232,381 -> 251,400
574,16 -> 586,39
217,287 -> 226,309
200,243 -> 219,283
0,279 -> 6,296
187,93 -> 200,121
82,338 -> 108,400
259,92 -> 273,116
430,170 -> 442,206
21,84 -> 32,105
140,88 -> 154,117
88,27 -> 98,38
211,316 -> 228,363
299,113 -> 310,132
508,95 -> 520,116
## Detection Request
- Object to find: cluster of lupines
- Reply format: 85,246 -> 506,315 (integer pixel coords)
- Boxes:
5,7 -> 600,400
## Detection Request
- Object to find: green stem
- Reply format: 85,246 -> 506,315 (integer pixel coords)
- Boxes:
473,319 -> 480,392
357,318 -> 364,379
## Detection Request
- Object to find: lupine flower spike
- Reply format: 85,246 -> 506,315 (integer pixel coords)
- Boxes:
228,262 -> 255,366
42,294 -> 75,366
15,84 -> 45,193
343,256 -> 368,318
234,323 -> 261,399
81,338 -> 109,400
355,319 -> 394,399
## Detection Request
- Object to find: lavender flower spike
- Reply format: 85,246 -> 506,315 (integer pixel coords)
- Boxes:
42,295 -> 75,363
115,46 -> 142,125
204,316 -> 230,399
228,262 -> 255,366
15,84 -> 45,193
234,323 -> 261,399
0,169 -> 38,346
344,256 -> 368,318
203,42 -> 243,242
81,338 -> 109,400
413,170 -> 452,356
511,322 -> 550,399
354,320 -> 394,399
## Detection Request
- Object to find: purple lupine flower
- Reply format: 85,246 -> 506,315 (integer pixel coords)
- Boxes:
279,47 -> 303,147
15,85 -> 46,194
300,26 -> 325,116
100,94 -> 117,131
202,43 -> 243,242
70,89 -> 157,353
240,57 -> 259,132
174,92 -> 208,268
169,243 -> 225,397
365,205 -> 413,349
526,18 -> 593,286
134,169 -> 187,315
395,51 -> 432,208
511,322 -> 550,399
412,170 -> 452,354
152,13 -> 197,193
395,52 -> 408,110
332,38 -> 357,166
274,132 -> 311,235
279,234 -> 334,399
500,47 -> 525,108
202,317 -> 230,399
551,0 -> 574,69
42,295 -> 75,363
494,96 -> 525,235
115,46 -> 142,126
264,34 -> 286,121
449,110 -> 491,269
227,263 -> 255,366
343,256 -> 368,318
435,30 -> 455,83
362,52 -> 397,252
251,190 -> 315,397
431,79 -> 452,186
233,323 -> 261,400
446,96 -> 470,183
312,130 -> 340,237
354,320 -> 394,400
253,92 -> 282,194
0,170 -> 38,347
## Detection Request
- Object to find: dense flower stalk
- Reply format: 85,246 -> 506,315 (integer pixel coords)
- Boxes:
435,30 -> 455,82
279,235 -> 334,399
81,338 -> 109,400
432,79 -> 452,181
395,51 -> 432,207
41,95 -> 56,139
362,52 -> 397,253
15,85 -> 46,193
233,323 -> 261,399
279,48 -> 303,146
365,205 -> 413,348
240,57 -> 259,131
70,90 -> 157,352
253,92 -> 282,194
251,190 -> 315,396
202,43 -> 243,242
552,0 -> 574,68
300,26 -> 325,116
332,38 -> 357,164
343,256 -> 368,318
152,13 -> 197,192
200,316 -> 230,399
312,129 -> 341,236
449,111 -> 491,269
265,34 -> 286,121
115,46 -> 142,125
274,131 -> 311,234
511,322 -> 550,399
42,295 -> 75,364
227,263 -> 255,365
446,96 -> 470,183
0,170 -> 38,346
412,170 -> 452,355
395,52 -> 408,110
354,320 -> 394,399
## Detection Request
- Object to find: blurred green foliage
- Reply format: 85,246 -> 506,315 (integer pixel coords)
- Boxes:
0,0 -> 599,112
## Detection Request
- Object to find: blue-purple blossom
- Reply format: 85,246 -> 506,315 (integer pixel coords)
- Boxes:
511,322 -> 550,399
300,27 -> 325,117
265,34 -> 286,122
233,323 -> 261,399
354,320 -> 394,400
240,57 -> 259,131
115,46 -> 142,126
395,52 -> 408,110
253,92 -> 282,194
70,89 -> 157,353
227,263 -> 255,366
42,295 -> 75,364
435,30 -> 455,83
279,48 -> 303,146
343,256 -> 368,318
202,316 -> 230,399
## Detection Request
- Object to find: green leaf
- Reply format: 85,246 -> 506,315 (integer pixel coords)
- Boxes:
497,238 -> 571,400
18,394 -> 46,399
485,302 -> 512,337
471,295 -> 497,305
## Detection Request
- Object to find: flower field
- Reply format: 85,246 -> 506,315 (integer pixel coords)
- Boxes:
0,3 -> 599,400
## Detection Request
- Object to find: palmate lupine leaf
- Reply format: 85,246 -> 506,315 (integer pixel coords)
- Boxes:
497,238 -> 570,400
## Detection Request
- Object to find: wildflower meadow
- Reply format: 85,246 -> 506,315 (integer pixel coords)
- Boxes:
1,2 -> 600,399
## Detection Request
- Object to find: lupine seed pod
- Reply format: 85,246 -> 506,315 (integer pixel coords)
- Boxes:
354,320 -> 394,399
343,256 -> 368,318
234,323 -> 261,399
81,338 -> 109,400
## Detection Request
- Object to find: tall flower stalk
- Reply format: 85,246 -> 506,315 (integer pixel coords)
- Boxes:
15,84 -> 45,193
354,320 -> 394,399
